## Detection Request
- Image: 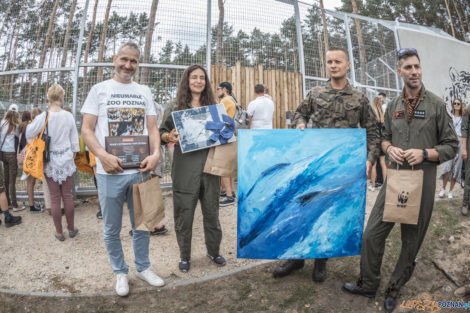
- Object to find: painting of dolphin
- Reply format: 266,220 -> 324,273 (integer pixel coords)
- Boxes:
237,129 -> 366,259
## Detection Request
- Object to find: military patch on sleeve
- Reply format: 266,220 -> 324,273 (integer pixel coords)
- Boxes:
394,110 -> 405,119
413,110 -> 425,119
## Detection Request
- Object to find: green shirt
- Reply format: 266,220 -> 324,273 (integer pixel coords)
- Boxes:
383,86 -> 459,164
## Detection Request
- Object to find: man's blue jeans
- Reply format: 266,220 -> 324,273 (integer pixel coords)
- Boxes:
96,172 -> 150,274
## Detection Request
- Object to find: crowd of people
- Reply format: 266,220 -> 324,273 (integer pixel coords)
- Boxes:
1,41 -> 468,313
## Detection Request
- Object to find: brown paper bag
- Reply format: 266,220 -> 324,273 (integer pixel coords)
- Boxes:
383,167 -> 423,225
133,175 -> 165,231
203,141 -> 237,177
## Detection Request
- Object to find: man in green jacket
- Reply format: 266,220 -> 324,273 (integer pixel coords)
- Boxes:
273,46 -> 380,282
343,48 -> 459,313
461,110 -> 470,215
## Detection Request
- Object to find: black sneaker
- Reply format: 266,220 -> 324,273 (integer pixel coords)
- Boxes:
30,204 -> 44,214
96,210 -> 102,219
5,215 -> 22,228
220,189 -> 226,197
207,254 -> 226,266
150,225 -> 168,236
179,260 -> 190,272
220,196 -> 235,207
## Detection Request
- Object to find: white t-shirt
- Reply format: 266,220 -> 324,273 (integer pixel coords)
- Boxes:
0,121 -> 18,152
80,79 -> 156,175
247,95 -> 275,129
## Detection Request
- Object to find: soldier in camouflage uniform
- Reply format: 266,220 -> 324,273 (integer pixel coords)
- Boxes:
343,49 -> 459,313
273,46 -> 380,282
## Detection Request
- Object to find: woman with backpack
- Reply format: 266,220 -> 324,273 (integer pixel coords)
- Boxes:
18,110 -> 43,213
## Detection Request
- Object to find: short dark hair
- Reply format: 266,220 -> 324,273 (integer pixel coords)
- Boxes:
254,84 -> 265,94
327,46 -> 349,60
397,49 -> 420,66
378,92 -> 386,97
219,81 -> 232,94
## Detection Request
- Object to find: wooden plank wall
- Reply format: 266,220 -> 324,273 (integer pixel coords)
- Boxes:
210,62 -> 303,129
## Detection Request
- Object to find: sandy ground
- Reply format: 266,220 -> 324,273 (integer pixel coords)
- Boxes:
0,170 -> 463,295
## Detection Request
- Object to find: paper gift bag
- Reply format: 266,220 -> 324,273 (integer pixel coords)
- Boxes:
133,175 -> 165,231
383,167 -> 423,225
203,141 -> 237,177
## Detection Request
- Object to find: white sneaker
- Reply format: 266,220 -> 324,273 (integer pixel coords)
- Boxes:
448,192 -> 453,199
438,189 -> 445,198
136,268 -> 165,287
367,185 -> 375,192
115,273 -> 129,296
12,206 -> 26,212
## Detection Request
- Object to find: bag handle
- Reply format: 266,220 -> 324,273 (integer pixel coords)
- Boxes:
39,112 -> 50,139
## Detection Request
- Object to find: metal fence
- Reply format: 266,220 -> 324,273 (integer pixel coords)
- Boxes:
0,0 -> 437,194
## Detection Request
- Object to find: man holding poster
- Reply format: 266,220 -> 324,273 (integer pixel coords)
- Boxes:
81,42 -> 164,297
272,46 -> 380,282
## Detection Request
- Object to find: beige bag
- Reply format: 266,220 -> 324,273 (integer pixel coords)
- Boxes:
383,166 -> 423,225
203,141 -> 237,177
133,175 -> 165,231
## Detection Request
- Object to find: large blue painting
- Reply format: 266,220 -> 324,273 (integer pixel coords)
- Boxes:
237,129 -> 367,259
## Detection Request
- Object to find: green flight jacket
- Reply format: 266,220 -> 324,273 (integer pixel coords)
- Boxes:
383,86 -> 459,165
293,80 -> 380,164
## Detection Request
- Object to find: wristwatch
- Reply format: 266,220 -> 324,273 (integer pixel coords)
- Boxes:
422,149 -> 428,161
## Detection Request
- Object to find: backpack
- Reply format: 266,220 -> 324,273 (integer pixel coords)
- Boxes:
230,97 -> 249,129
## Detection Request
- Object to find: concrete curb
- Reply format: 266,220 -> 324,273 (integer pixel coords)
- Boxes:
0,260 -> 275,298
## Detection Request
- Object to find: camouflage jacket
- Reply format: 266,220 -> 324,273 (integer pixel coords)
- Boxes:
293,80 -> 380,163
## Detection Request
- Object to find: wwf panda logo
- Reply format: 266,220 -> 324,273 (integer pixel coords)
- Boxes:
397,191 -> 409,208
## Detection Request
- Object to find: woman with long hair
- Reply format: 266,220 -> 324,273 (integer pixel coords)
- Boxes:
19,111 -> 43,213
1,105 -> 20,211
26,84 -> 79,241
160,64 -> 226,272
439,98 -> 465,199
369,96 -> 387,191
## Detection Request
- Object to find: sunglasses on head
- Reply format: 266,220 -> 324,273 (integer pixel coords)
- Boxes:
397,48 -> 418,56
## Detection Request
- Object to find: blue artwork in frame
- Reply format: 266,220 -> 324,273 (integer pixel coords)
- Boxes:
237,129 -> 367,259
172,104 -> 236,153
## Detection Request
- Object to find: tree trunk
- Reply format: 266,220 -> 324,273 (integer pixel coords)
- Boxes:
27,0 -> 47,105
318,33 -> 325,77
453,0 -> 467,41
216,0 -> 224,66
141,0 -> 159,85
8,0 -> 27,101
35,0 -> 60,105
458,0 -> 469,34
444,0 -> 457,38
97,0 -> 113,83
60,0 -> 78,84
319,0 -> 329,51
82,0 -> 99,98
351,0 -> 367,85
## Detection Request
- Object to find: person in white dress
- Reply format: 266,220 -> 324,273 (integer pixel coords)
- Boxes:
439,98 -> 465,199
26,84 -> 80,241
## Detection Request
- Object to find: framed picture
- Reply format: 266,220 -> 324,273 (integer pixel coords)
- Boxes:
237,129 -> 367,259
172,103 -> 236,153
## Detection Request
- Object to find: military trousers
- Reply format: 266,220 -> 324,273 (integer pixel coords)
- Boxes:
463,157 -> 470,206
173,173 -> 221,260
360,163 -> 437,294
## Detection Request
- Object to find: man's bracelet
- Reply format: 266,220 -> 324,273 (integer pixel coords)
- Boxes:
386,145 -> 393,155
162,132 -> 169,142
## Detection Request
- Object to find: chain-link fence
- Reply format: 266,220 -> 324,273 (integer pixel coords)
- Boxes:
1,0 -> 439,194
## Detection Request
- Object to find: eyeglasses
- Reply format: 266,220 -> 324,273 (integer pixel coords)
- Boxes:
397,48 -> 418,56
453,102 -> 461,105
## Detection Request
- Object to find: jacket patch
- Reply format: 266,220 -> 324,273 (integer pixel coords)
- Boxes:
413,110 -> 425,119
394,110 -> 405,119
